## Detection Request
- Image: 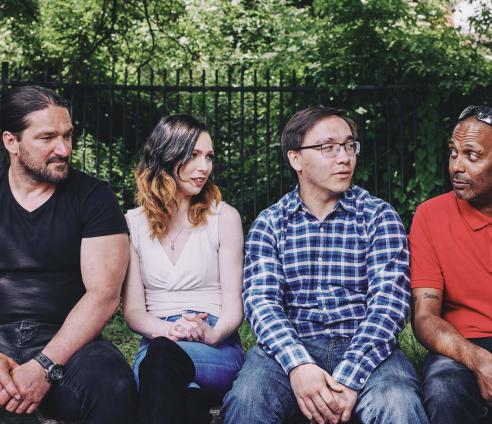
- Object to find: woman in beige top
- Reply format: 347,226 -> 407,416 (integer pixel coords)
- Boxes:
122,114 -> 244,424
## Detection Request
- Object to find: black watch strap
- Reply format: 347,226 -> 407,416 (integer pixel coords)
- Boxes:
34,352 -> 54,370
33,352 -> 64,384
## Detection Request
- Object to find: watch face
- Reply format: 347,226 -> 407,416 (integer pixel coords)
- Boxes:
48,365 -> 64,383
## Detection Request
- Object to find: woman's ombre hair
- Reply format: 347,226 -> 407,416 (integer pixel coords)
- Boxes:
135,114 -> 221,238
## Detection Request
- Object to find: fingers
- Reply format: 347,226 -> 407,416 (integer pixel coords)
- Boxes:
0,365 -> 21,401
0,387 -> 12,407
324,373 -> 343,393
5,396 -> 20,413
303,397 -> 326,424
26,402 -> 38,414
13,398 -> 32,414
296,396 -> 313,421
318,386 -> 341,417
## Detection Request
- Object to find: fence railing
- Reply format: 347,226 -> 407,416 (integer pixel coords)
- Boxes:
2,62 -> 491,227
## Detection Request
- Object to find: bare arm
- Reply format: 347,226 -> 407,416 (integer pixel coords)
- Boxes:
10,233 -> 130,414
412,287 -> 492,403
208,203 -> 244,344
122,242 -> 177,339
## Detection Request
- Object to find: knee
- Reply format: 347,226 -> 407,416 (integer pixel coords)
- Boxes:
139,337 -> 195,382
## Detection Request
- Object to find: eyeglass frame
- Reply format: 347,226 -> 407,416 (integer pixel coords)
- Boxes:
294,140 -> 361,157
458,105 -> 492,126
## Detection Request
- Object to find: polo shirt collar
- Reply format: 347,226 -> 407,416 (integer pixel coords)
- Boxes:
456,195 -> 492,231
287,186 -> 356,216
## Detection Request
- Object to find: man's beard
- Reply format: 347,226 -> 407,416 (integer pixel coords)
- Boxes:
18,145 -> 70,184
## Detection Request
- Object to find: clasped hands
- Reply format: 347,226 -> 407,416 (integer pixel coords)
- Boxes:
165,312 -> 218,345
0,352 -> 50,415
290,363 -> 358,424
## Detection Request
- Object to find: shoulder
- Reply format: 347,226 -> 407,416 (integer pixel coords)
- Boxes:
125,206 -> 147,229
351,185 -> 402,222
217,201 -> 241,226
255,191 -> 293,227
412,192 -> 456,227
416,192 -> 455,215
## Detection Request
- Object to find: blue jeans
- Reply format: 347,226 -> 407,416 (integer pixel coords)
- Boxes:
133,313 -> 244,397
222,337 -> 428,424
0,321 -> 137,424
423,337 -> 492,424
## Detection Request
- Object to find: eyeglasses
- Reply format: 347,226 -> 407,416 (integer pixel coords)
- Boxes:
458,105 -> 492,126
296,141 -> 360,158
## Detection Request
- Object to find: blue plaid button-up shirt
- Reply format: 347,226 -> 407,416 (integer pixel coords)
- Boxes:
243,185 -> 410,390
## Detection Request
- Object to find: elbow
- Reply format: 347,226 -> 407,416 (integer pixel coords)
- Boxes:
411,310 -> 431,345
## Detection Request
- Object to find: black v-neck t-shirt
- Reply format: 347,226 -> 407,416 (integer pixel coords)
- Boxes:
0,166 -> 128,325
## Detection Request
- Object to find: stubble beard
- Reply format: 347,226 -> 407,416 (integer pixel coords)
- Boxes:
18,144 -> 70,184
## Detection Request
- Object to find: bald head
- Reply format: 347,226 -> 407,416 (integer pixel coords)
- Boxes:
449,116 -> 492,215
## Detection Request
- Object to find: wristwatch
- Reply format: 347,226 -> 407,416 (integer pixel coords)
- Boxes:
33,352 -> 64,384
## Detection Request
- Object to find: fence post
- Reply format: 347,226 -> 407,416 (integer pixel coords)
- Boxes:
1,62 -> 9,100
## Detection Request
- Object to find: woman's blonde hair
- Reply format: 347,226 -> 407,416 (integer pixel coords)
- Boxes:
135,114 -> 221,238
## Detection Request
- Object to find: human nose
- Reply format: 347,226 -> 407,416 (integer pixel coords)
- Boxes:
53,137 -> 71,157
196,155 -> 210,173
335,144 -> 350,163
449,154 -> 465,174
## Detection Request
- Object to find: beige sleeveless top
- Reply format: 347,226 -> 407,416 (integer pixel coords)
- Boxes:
126,202 -> 223,318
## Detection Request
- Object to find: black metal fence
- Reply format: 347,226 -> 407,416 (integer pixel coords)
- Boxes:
2,62 -> 491,227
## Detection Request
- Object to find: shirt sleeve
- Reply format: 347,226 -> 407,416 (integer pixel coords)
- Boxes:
81,182 -> 128,238
243,212 -> 315,374
409,205 -> 444,289
332,205 -> 410,390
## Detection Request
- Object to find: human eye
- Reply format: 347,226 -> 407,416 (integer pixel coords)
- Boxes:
322,144 -> 336,153
465,151 -> 480,161
449,148 -> 458,158
206,153 -> 214,161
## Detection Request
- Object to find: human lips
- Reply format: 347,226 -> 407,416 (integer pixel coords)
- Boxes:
452,178 -> 470,189
191,177 -> 207,186
334,170 -> 352,179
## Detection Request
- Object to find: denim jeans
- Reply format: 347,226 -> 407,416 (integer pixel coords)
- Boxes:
133,313 -> 244,397
0,321 -> 137,424
222,337 -> 428,424
423,337 -> 492,424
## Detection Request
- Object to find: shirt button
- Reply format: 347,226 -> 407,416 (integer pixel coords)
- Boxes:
320,227 -> 324,232
359,378 -> 365,384
318,256 -> 322,262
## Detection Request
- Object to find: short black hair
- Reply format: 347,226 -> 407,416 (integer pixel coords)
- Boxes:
281,106 -> 358,174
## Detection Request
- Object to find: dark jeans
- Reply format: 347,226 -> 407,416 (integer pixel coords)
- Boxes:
0,321 -> 137,424
423,337 -> 492,424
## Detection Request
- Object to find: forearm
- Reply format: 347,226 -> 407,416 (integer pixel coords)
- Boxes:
414,313 -> 484,370
211,300 -> 243,344
124,308 -> 174,339
42,290 -> 119,365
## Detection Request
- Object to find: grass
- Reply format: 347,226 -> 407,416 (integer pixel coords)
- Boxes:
103,309 -> 428,372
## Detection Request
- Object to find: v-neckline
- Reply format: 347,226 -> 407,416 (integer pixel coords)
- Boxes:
158,227 -> 195,267
5,174 -> 57,216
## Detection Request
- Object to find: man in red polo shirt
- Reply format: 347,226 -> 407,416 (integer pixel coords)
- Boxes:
410,105 -> 492,424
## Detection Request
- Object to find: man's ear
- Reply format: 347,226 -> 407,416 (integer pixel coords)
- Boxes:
287,149 -> 302,173
2,131 -> 19,155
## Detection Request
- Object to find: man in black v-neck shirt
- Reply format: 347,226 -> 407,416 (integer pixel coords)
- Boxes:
0,86 -> 137,423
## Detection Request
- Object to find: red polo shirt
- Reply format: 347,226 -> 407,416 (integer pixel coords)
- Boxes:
410,192 -> 492,338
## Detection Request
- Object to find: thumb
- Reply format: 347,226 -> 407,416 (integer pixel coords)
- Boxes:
324,372 -> 343,392
198,312 -> 208,319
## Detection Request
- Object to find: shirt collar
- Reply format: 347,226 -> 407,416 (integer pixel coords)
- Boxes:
287,186 -> 357,217
456,194 -> 492,231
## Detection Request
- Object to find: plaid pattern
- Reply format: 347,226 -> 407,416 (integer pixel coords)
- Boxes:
243,186 -> 410,390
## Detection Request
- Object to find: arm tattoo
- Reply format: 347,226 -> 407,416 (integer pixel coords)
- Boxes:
424,292 -> 440,301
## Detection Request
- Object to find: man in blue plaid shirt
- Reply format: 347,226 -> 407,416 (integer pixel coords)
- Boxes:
222,106 -> 428,424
